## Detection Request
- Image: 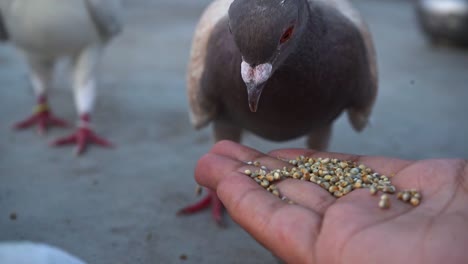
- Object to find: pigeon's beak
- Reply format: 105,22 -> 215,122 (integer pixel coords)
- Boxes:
241,61 -> 272,112
246,82 -> 266,112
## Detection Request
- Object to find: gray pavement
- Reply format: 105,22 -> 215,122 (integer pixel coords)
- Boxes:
0,0 -> 467,263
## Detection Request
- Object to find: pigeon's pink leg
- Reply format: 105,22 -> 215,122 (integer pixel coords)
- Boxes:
51,114 -> 112,155
51,46 -> 112,155
177,190 -> 225,227
14,56 -> 68,135
178,120 -> 241,227
14,96 -> 68,135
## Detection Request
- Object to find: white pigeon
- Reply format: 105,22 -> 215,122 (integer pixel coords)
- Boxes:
0,0 -> 123,155
0,241 -> 87,264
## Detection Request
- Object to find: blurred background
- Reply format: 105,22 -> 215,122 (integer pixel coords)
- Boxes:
0,0 -> 467,263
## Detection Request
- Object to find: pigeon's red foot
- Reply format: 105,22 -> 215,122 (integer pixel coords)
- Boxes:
177,190 -> 225,227
51,126 -> 113,155
14,103 -> 68,135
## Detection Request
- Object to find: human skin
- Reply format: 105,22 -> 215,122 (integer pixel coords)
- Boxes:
195,140 -> 468,264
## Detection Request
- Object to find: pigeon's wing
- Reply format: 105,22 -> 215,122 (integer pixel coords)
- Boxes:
313,0 -> 378,131
0,9 -> 9,41
187,0 -> 234,129
84,0 -> 123,41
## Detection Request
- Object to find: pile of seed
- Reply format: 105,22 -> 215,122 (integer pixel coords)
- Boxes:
243,156 -> 422,209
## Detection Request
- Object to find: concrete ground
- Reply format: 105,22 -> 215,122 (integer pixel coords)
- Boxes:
1,0 -> 467,263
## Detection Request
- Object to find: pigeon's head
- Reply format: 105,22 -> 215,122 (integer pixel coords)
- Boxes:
228,0 -> 307,112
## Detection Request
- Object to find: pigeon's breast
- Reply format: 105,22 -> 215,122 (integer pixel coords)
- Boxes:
4,0 -> 100,57
223,72 -> 348,141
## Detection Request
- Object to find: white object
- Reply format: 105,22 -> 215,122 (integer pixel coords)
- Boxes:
0,241 -> 87,264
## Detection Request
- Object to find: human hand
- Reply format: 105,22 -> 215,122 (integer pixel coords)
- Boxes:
195,140 -> 468,264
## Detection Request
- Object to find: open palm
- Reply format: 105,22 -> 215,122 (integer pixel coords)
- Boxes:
195,140 -> 468,264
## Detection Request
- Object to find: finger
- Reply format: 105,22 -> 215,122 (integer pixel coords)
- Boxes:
210,140 -> 268,164
195,152 -> 328,262
199,141 -> 293,188
217,171 -> 322,264
274,179 -> 335,215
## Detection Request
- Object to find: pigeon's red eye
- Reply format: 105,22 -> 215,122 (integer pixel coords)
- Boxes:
280,26 -> 294,44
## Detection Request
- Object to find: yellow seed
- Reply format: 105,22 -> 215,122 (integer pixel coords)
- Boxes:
293,172 -> 301,179
402,192 -> 411,202
254,161 -> 261,166
342,185 -> 353,194
261,179 -> 269,187
382,185 -> 396,194
244,169 -> 252,175
380,194 -> 390,201
328,186 -> 339,193
272,190 -> 280,197
369,186 -> 378,195
379,199 -> 390,209
324,175 -> 332,181
321,158 -> 330,164
321,182 -> 330,189
413,192 -> 421,199
266,174 -> 274,182
362,175 -> 371,183
410,197 -> 420,206
354,181 -> 362,188
397,192 -> 404,200
333,191 -> 343,198
273,172 -> 281,180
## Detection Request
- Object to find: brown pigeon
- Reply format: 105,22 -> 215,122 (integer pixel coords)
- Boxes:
180,0 -> 378,226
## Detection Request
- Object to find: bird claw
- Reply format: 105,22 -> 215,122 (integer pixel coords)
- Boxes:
177,190 -> 225,227
14,106 -> 68,134
51,127 -> 113,155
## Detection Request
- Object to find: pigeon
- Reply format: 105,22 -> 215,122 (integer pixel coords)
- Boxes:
0,241 -> 87,264
0,0 -> 123,155
180,0 -> 378,225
